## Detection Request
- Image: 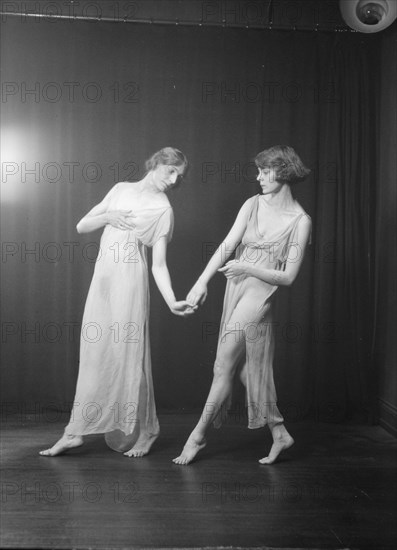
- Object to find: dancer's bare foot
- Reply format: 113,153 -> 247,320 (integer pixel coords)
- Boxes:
173,435 -> 206,465
123,432 -> 158,458
259,434 -> 294,465
39,434 -> 83,456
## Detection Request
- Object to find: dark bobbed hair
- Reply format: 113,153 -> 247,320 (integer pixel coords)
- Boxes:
145,147 -> 188,173
255,145 -> 311,185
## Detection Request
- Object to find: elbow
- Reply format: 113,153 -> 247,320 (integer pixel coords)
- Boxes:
283,274 -> 296,287
273,270 -> 294,287
151,263 -> 161,275
76,221 -> 85,234
152,262 -> 166,276
76,217 -> 90,234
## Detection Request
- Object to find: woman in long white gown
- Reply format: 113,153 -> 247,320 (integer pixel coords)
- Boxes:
40,147 -> 194,457
173,145 -> 312,466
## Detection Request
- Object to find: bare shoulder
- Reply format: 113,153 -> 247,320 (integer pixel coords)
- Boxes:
294,202 -> 311,223
244,194 -> 259,206
239,194 -> 258,213
296,214 -> 312,247
233,195 -> 257,224
299,211 -> 312,227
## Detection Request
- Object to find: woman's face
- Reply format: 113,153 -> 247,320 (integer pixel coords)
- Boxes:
152,164 -> 185,192
257,167 -> 283,195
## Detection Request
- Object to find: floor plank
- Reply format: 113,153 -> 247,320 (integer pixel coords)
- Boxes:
1,414 -> 396,549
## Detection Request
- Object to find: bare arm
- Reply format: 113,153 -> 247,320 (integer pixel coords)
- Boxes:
187,198 -> 254,305
152,237 -> 195,317
219,215 -> 312,286
76,186 -> 135,234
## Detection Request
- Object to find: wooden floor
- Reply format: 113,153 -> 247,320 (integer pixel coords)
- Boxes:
0,413 -> 396,550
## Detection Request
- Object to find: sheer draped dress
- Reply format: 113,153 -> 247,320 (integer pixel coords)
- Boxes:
64,181 -> 174,442
214,194 -> 308,429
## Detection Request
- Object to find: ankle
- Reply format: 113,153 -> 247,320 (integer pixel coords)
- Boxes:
188,432 -> 205,444
65,432 -> 80,440
269,423 -> 288,438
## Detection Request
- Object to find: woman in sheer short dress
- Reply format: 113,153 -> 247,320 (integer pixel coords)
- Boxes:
40,147 -> 194,458
173,145 -> 312,465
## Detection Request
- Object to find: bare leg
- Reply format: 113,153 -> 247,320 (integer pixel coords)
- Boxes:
173,337 -> 244,465
39,432 -> 84,456
259,422 -> 294,465
172,374 -> 234,464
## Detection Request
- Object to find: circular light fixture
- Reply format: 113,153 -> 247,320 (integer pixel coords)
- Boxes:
339,0 -> 397,32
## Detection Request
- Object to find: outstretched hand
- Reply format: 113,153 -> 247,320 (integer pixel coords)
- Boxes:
170,300 -> 197,317
186,280 -> 208,307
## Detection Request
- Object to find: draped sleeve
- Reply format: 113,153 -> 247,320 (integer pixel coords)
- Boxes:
135,206 -> 174,247
103,182 -> 121,203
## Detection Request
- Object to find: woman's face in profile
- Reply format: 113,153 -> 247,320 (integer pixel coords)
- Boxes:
257,167 -> 283,195
152,164 -> 184,192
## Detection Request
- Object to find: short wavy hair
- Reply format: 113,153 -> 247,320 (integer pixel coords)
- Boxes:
255,145 -> 311,185
145,147 -> 188,173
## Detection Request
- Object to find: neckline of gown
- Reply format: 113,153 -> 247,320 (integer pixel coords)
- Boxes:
118,181 -> 172,210
253,194 -> 304,239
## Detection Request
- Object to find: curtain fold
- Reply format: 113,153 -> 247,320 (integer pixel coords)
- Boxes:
311,35 -> 378,422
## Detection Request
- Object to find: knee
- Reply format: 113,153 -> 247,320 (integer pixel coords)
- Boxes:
239,365 -> 247,386
213,359 -> 234,381
213,361 -> 224,379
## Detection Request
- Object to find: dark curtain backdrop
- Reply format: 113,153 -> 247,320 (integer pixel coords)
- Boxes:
1,17 -> 379,423
374,25 -> 397,434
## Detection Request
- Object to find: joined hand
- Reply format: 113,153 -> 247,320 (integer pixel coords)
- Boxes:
170,300 -> 197,317
186,280 -> 208,307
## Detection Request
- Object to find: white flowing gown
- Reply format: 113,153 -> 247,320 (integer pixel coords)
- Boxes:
64,181 -> 174,446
